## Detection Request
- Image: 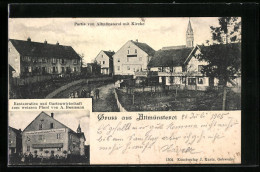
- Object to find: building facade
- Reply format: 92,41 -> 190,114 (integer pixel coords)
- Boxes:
22,112 -> 85,157
8,126 -> 22,155
95,50 -> 114,75
113,40 -> 155,76
9,38 -> 81,78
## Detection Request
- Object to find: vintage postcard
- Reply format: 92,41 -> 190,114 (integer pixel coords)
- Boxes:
8,17 -> 241,165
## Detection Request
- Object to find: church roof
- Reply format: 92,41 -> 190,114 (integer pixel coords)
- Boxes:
9,39 -> 81,60
148,47 -> 194,67
131,40 -> 155,56
186,19 -> 193,33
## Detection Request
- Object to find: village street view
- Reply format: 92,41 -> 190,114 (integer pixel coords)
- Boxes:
8,17 -> 242,165
9,17 -> 241,112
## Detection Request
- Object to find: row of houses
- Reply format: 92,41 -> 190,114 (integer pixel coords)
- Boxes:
9,112 -> 86,158
9,38 -> 82,78
93,19 -> 241,89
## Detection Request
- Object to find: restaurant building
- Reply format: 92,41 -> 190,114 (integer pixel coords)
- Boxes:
22,111 -> 85,157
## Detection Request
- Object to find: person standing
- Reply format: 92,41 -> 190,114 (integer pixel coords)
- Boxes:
95,88 -> 100,99
90,89 -> 94,99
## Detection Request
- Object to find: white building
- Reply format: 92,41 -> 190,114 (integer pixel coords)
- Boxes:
95,50 -> 115,75
113,40 -> 155,76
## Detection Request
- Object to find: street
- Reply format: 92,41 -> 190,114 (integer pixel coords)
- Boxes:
54,82 -> 119,112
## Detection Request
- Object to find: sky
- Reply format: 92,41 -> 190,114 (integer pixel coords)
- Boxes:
9,17 -> 220,65
9,110 -> 90,145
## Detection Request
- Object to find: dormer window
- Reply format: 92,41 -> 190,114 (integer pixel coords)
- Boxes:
39,124 -> 43,130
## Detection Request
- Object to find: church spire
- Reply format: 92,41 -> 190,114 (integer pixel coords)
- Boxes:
186,18 -> 194,47
77,123 -> 81,133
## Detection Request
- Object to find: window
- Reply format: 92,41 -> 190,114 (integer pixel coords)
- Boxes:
73,59 -> 78,64
61,67 -> 65,73
103,61 -> 105,64
57,133 -> 61,139
127,50 -> 130,54
127,57 -> 129,62
188,78 -> 196,85
42,67 -> 46,74
74,67 -> 77,72
198,65 -> 204,72
52,58 -> 57,64
117,59 -> 120,62
117,66 -> 120,70
127,66 -> 130,70
27,146 -> 30,151
198,77 -> 204,84
135,49 -> 137,53
139,57 -> 142,61
39,124 -> 43,130
182,77 -> 186,84
57,148 -> 62,151
39,135 -> 44,140
170,76 -> 174,83
52,67 -> 56,73
50,123 -> 54,129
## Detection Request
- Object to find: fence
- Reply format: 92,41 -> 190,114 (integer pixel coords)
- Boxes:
114,88 -> 127,112
10,75 -> 60,86
45,77 -> 113,98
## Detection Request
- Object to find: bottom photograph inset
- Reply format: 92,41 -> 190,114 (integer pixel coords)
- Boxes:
8,110 -> 90,165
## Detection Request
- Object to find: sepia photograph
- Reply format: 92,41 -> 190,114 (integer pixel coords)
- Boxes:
8,110 -> 90,165
8,17 -> 241,112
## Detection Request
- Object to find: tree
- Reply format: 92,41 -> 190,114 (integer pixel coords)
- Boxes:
92,60 -> 101,76
198,17 -> 241,110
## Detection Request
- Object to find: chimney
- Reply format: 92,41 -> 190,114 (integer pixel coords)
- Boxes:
51,113 -> 54,118
27,37 -> 31,42
44,40 -> 47,44
56,41 -> 59,45
136,39 -> 138,42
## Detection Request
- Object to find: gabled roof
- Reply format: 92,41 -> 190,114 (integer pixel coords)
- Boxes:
131,40 -> 155,56
23,111 -> 75,134
9,126 -> 22,135
148,47 -> 194,67
103,51 -> 115,60
9,39 -> 81,60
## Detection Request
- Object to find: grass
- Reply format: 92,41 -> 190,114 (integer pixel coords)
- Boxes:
116,88 -> 241,111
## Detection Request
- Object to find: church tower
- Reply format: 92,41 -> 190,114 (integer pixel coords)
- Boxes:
77,123 -> 82,133
186,18 -> 194,48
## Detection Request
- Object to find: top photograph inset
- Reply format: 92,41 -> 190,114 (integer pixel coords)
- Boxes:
8,17 -> 241,112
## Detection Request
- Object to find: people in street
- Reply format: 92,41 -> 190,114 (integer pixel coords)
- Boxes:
90,89 -> 94,99
95,88 -> 100,99
74,91 -> 79,98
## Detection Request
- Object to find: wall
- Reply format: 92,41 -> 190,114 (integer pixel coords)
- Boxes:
8,41 -> 21,78
186,51 -> 208,73
22,128 -> 69,157
113,41 -> 149,75
95,51 -> 110,75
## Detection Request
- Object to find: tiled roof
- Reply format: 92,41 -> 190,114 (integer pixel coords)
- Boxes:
131,41 -> 155,56
9,39 -> 81,60
103,51 -> 115,59
9,126 -> 22,135
148,47 -> 193,67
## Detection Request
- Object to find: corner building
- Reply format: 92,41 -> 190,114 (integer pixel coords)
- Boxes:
22,112 -> 85,157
